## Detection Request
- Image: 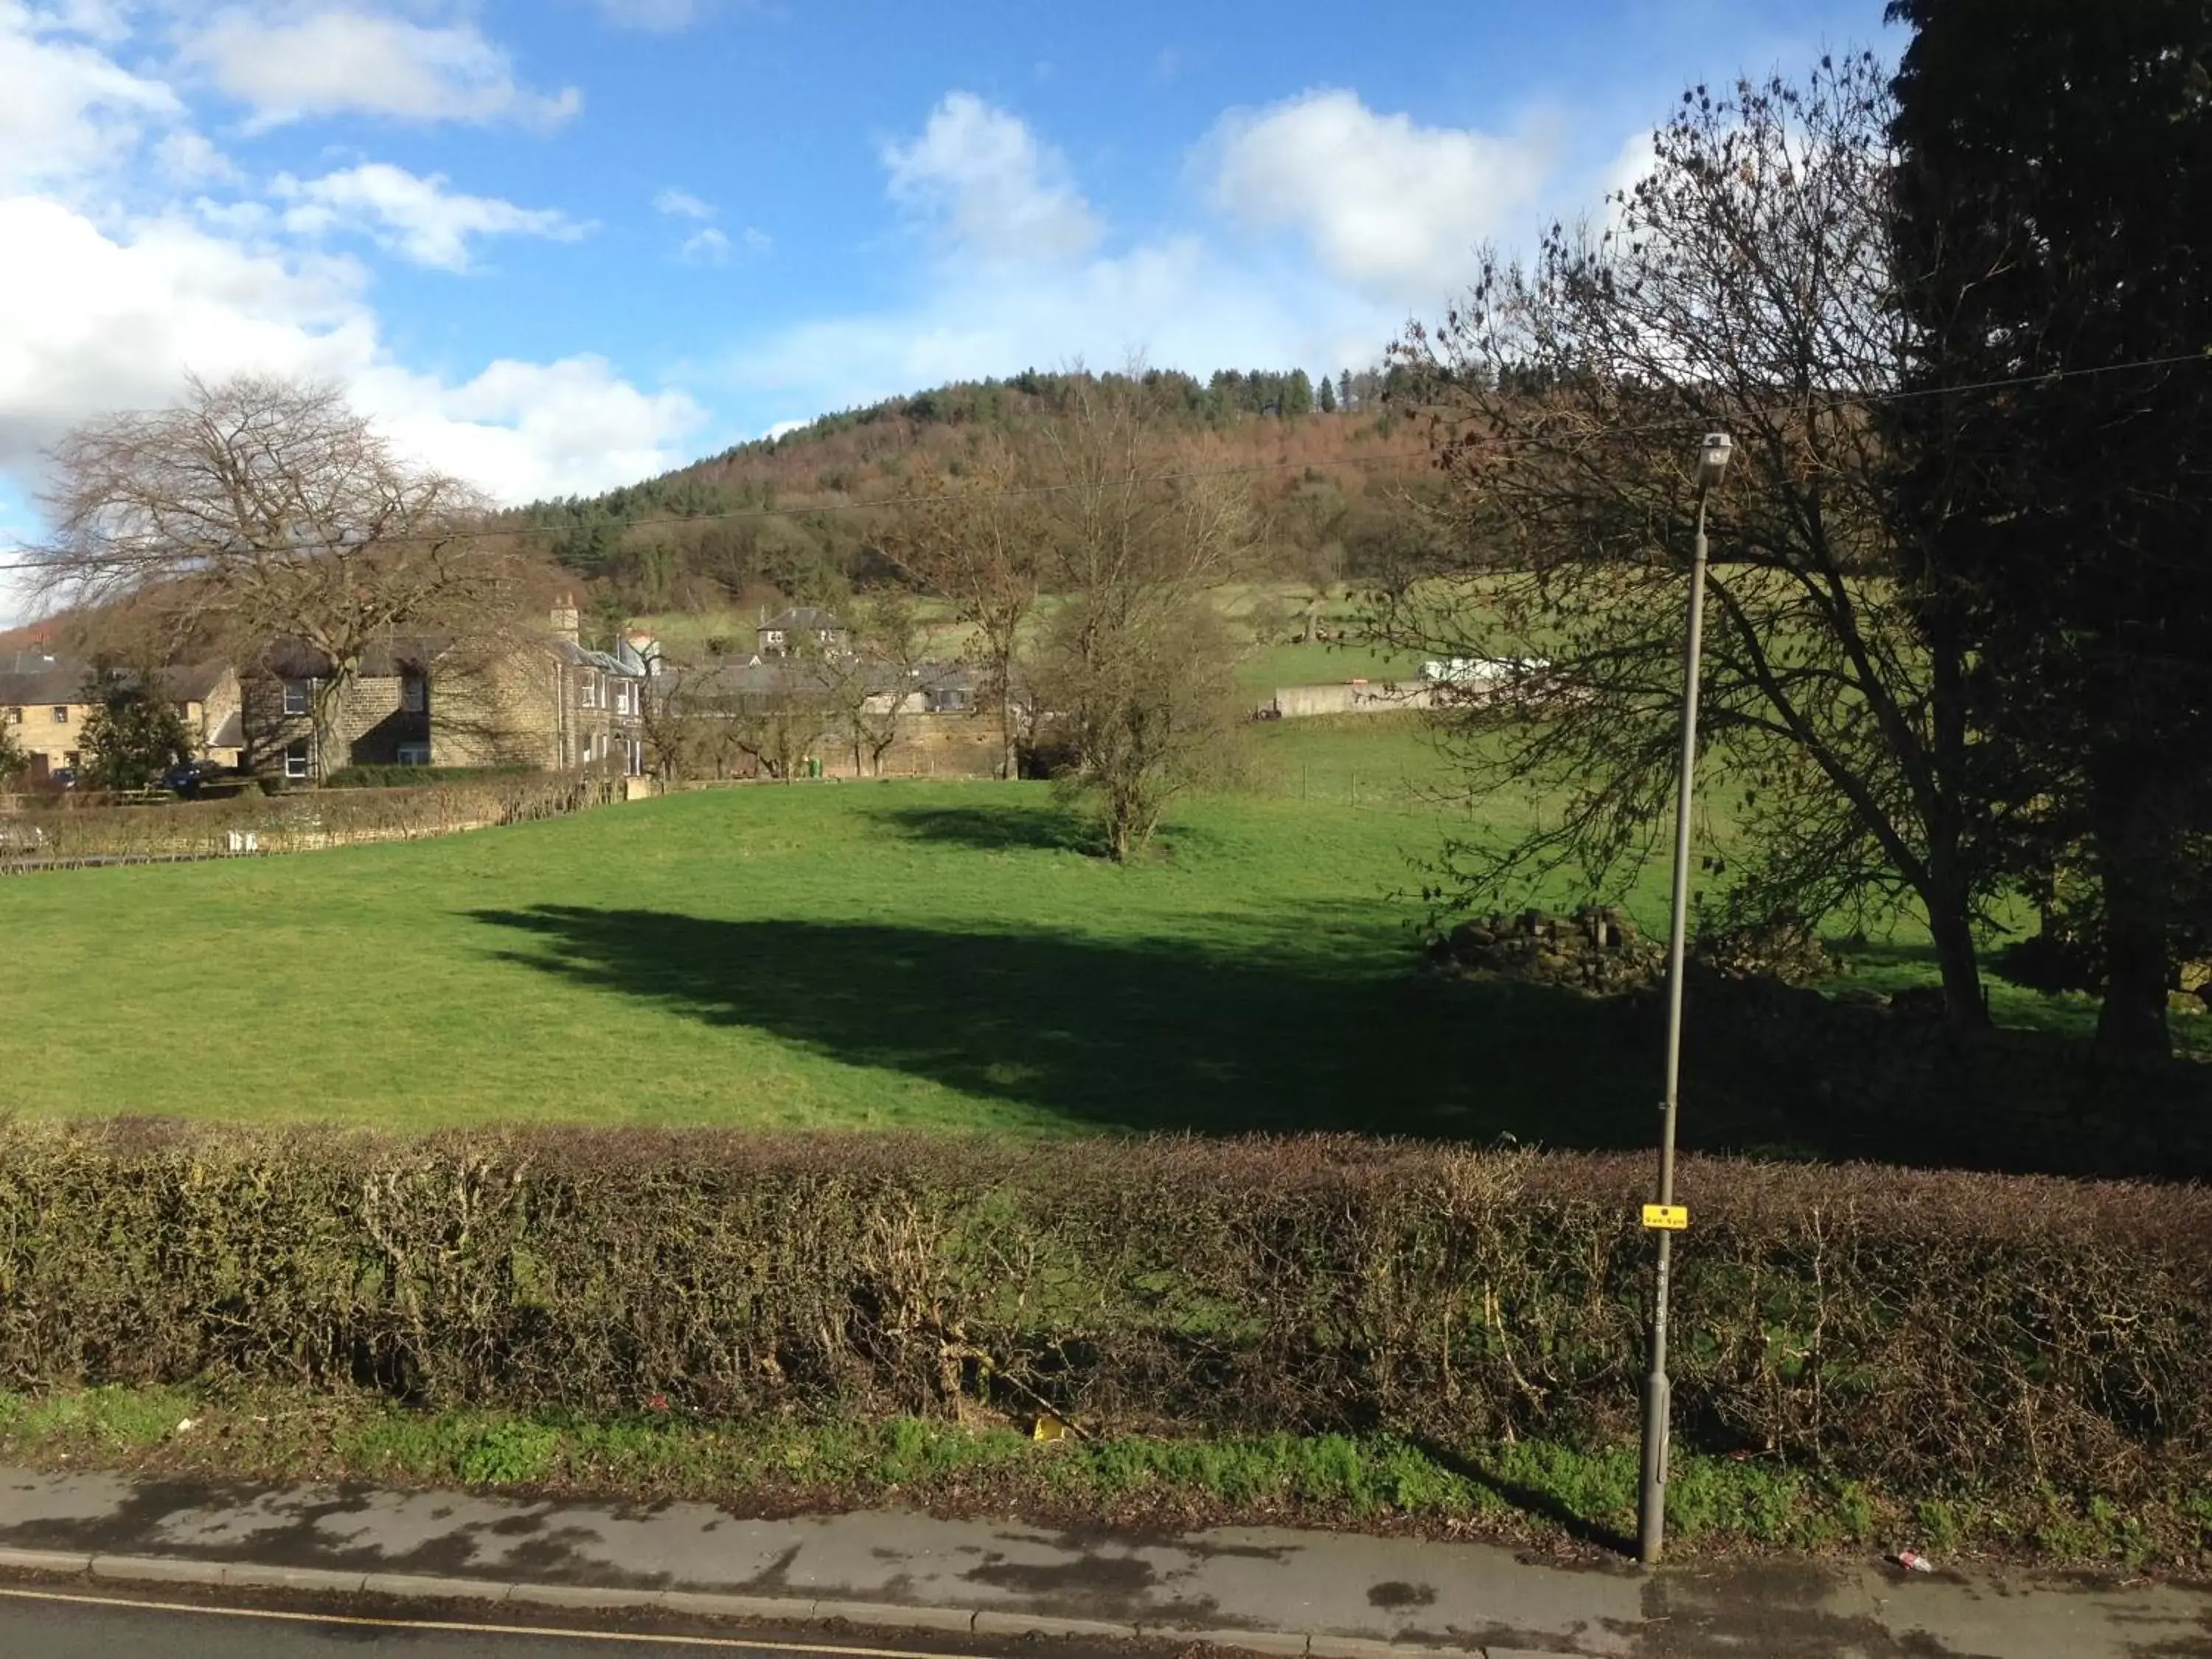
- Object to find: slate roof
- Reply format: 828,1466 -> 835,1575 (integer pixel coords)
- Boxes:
759,607 -> 843,634
0,653 -> 82,706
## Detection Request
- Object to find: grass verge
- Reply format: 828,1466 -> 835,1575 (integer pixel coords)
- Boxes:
3,1386 -> 2205,1575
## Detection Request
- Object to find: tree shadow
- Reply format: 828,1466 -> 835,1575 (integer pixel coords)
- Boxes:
466,905 -> 1660,1141
463,906 -> 2212,1172
1405,1435 -> 1635,1558
865,799 -> 1222,862
866,799 -> 1099,856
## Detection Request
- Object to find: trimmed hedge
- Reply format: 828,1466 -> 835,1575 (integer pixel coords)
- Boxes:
0,1121 -> 2205,1500
0,773 -> 619,868
324,764 -> 541,789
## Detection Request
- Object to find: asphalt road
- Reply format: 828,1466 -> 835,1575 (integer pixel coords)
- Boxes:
0,1584 -> 1050,1659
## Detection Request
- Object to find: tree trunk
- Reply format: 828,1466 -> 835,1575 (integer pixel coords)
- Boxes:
2091,768 -> 2175,1064
995,650 -> 1019,782
310,669 -> 352,785
1921,626 -> 1989,1028
1927,901 -> 1989,1029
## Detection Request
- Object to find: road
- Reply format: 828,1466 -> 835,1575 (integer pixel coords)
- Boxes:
0,1582 -> 1062,1659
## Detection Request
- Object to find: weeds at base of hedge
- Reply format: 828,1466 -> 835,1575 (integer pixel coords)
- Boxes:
1,1386 -> 2205,1573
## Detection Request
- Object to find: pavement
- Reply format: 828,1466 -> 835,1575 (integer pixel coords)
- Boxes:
0,1464 -> 2207,1659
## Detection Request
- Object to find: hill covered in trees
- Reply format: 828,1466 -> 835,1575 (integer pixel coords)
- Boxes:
502,366 -> 1440,616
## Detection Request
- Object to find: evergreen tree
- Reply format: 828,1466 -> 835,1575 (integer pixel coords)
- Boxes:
1317,375 -> 1338,414
79,665 -> 192,790
1885,1 -> 2212,1060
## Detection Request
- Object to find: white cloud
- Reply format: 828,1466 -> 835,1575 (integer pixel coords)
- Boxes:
1599,127 -> 1659,223
0,195 -> 373,480
679,226 -> 729,265
1208,88 -> 1553,301
0,4 -> 183,191
730,234 -> 1392,420
728,88 -> 1405,420
883,91 -> 1102,263
179,7 -> 581,131
275,163 -> 587,272
152,128 -> 240,185
355,356 -> 705,503
0,196 -> 701,512
654,186 -> 716,220
677,223 -> 767,265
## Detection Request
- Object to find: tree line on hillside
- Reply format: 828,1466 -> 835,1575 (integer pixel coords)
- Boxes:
491,364 -> 1422,615
1378,1 -> 2212,1064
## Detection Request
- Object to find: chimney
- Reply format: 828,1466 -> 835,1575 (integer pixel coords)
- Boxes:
551,592 -> 580,644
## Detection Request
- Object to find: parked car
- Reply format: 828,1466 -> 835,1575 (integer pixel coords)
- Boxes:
160,759 -> 227,796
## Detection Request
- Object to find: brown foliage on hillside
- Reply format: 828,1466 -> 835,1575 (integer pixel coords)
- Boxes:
503,369 -> 1439,616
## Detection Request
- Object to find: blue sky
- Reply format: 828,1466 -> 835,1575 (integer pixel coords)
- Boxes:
0,0 -> 1894,618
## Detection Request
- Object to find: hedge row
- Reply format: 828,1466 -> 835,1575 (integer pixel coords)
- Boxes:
0,773 -> 619,868
324,764 -> 541,789
0,1121 -> 2205,1500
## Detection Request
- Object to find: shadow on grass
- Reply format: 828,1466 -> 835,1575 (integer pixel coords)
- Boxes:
1407,1435 -> 1635,1557
868,799 -> 1099,856
466,906 -> 2212,1171
467,905 -> 1660,1140
866,799 -> 1227,863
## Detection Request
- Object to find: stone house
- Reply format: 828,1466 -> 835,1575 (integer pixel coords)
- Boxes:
239,599 -> 647,783
756,607 -> 847,659
1,650 -> 241,785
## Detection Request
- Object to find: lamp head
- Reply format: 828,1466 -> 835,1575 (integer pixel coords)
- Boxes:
1696,431 -> 1733,490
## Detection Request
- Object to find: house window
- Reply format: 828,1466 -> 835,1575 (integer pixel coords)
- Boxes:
579,735 -> 594,765
396,742 -> 431,766
283,741 -> 310,780
4,707 -> 18,724
282,680 -> 310,716
929,686 -> 972,713
400,675 -> 427,713
580,672 -> 597,709
50,705 -> 68,723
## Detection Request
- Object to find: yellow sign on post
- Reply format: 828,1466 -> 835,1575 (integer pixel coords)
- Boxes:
1641,1203 -> 1689,1231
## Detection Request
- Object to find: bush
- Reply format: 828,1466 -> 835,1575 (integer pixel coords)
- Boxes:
0,1122 -> 2204,1502
324,765 -> 540,790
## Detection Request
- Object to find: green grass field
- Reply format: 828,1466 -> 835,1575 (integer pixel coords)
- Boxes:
0,720 -> 1641,1138
1,715 -> 2189,1135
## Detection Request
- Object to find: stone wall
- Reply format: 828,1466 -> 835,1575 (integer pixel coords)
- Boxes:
1262,681 -> 1440,719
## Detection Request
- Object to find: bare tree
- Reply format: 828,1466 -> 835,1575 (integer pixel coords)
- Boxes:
36,375 -> 511,778
1035,378 -> 1256,860
1376,54 -> 2009,1023
883,437 -> 1045,779
726,676 -> 832,781
826,591 -> 928,775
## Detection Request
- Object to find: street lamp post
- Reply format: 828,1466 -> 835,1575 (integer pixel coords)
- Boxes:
1637,431 -> 1733,1568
